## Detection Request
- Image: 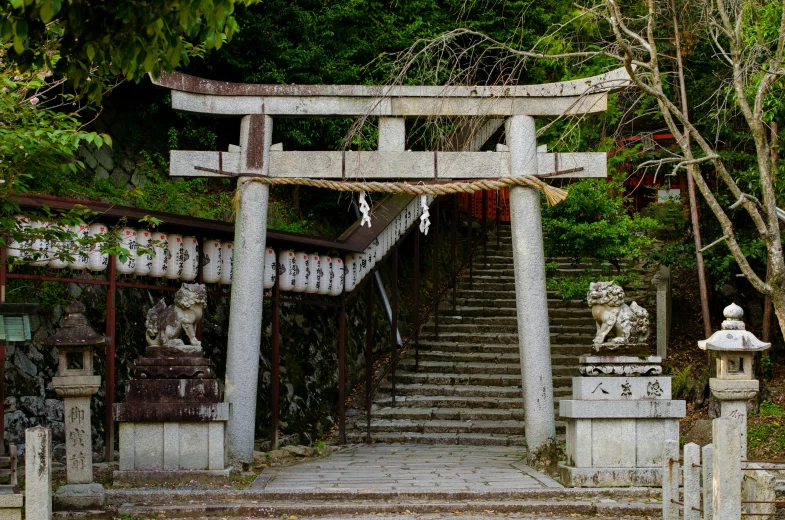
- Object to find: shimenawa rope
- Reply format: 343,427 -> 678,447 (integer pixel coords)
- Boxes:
237,175 -> 568,207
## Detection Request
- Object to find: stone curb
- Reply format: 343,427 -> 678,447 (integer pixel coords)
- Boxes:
117,498 -> 663,518
107,486 -> 659,506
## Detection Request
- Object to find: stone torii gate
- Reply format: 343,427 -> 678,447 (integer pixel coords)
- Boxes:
152,68 -> 631,465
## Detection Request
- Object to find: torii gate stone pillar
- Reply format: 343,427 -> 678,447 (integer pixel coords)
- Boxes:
224,115 -> 272,463
153,68 -> 631,467
506,115 -> 556,462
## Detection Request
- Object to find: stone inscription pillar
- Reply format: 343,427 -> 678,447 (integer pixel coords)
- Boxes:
506,115 -> 556,463
63,395 -> 94,483
225,114 -> 272,464
25,426 -> 52,520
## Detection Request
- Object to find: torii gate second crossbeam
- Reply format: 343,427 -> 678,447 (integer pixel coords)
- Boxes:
153,68 -> 632,467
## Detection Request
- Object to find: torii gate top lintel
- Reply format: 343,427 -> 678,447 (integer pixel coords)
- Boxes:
152,68 -> 631,117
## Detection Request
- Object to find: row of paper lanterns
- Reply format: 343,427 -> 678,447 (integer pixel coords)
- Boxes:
266,196 -> 433,293
8,196 -> 432,291
7,218 -> 234,284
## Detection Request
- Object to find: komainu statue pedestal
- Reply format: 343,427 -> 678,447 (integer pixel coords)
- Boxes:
113,349 -> 230,485
558,282 -> 685,487
113,285 -> 230,485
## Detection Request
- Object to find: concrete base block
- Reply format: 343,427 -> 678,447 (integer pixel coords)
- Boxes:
118,420 -> 226,472
112,468 -> 232,486
0,494 -> 22,520
558,464 -> 662,487
560,388 -> 685,488
53,483 -> 105,511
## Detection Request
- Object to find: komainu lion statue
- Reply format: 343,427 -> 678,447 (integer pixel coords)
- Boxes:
145,283 -> 207,350
587,281 -> 649,348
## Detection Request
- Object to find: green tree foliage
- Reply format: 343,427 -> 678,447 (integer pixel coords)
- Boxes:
0,0 -> 257,101
543,173 -> 662,299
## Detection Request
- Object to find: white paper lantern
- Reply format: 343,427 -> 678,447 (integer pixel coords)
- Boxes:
365,245 -> 376,271
115,227 -> 137,274
372,238 -> 380,267
306,254 -> 320,294
201,239 -> 222,283
329,258 -> 344,296
165,234 -> 184,280
293,251 -> 307,293
278,250 -> 295,291
180,236 -> 199,281
220,241 -> 233,285
67,224 -> 90,270
149,232 -> 169,278
27,221 -> 51,266
344,254 -> 358,292
87,223 -> 109,272
316,256 -> 331,295
134,229 -> 153,276
7,215 -> 30,261
263,248 -> 277,289
47,224 -> 69,269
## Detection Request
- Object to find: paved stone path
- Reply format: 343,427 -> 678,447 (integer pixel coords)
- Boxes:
251,444 -> 562,492
227,515 -> 656,520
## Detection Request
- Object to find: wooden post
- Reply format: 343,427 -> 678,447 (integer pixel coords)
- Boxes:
105,256 -> 116,462
451,194 -> 457,315
390,247 -> 398,407
482,190 -> 488,265
365,278 -> 374,443
0,241 -> 6,454
338,288 -> 346,444
467,193 -> 473,287
271,266 -> 280,449
413,229 -> 420,372
432,198 -> 439,339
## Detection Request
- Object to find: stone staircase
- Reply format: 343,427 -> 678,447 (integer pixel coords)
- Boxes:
347,224 -> 652,446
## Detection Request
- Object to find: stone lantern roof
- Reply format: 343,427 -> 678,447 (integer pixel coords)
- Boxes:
698,303 -> 770,352
41,300 -> 109,347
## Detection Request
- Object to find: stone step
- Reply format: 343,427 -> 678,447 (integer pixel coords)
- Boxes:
410,350 -> 521,363
358,418 -> 526,435
437,304 -> 589,316
377,383 -> 522,398
346,431 -> 528,446
369,406 -> 526,421
115,491 -> 659,518
371,394 -> 524,409
414,340 -> 595,355
419,331 -> 592,344
464,266 -> 645,278
421,323 -> 595,335
403,350 -> 580,368
394,372 -> 524,387
445,298 -> 590,310
392,372 -> 574,388
396,360 -> 579,377
398,359 -> 523,375
437,315 -> 595,327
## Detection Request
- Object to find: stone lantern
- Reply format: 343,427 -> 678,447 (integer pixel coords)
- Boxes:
699,303 -> 770,456
42,300 -> 109,511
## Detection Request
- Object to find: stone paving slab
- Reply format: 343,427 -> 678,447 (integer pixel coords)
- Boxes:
251,445 -> 560,493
